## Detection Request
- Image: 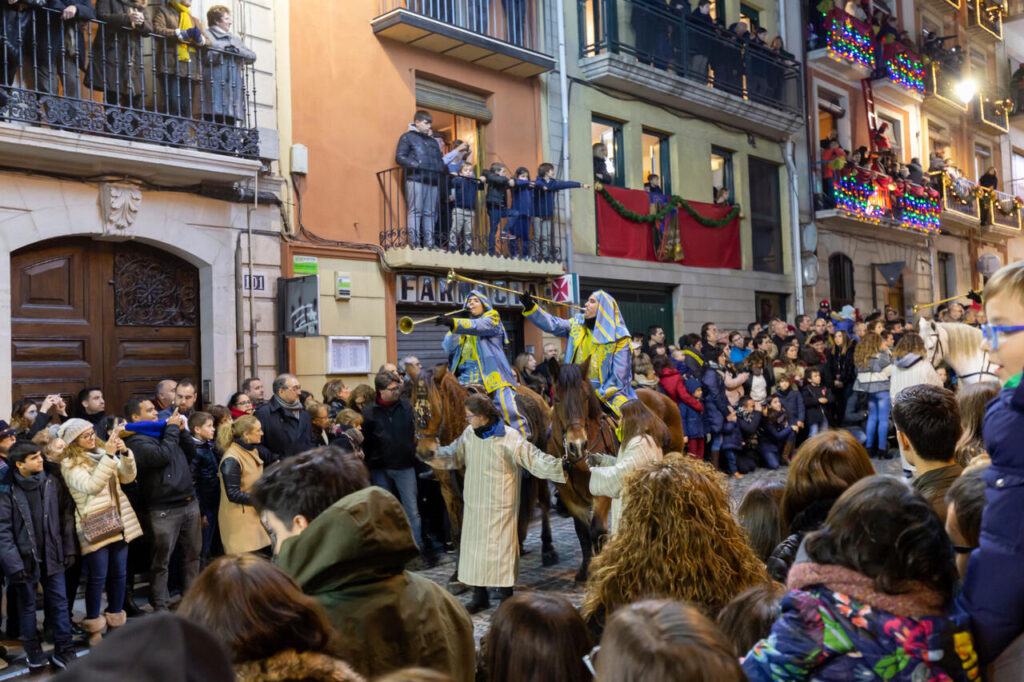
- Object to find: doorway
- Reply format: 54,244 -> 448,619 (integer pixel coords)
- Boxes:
11,238 -> 201,412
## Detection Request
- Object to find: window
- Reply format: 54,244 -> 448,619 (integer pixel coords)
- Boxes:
755,292 -> 788,324
592,117 -> 624,187
938,251 -> 956,301
1013,150 -> 1024,194
642,129 -> 671,194
877,113 -> 902,161
974,143 -> 991,182
580,0 -> 617,56
748,158 -> 783,273
711,147 -> 734,203
712,0 -> 725,22
829,254 -> 855,309
740,3 -> 761,30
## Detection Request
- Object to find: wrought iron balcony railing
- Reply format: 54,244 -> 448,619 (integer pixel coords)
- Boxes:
378,167 -> 569,265
0,6 -> 258,158
985,190 -> 1023,232
578,0 -> 801,116
376,0 -> 543,53
931,171 -> 981,221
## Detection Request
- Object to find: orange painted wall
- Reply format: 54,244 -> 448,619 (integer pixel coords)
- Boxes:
289,1 -> 544,244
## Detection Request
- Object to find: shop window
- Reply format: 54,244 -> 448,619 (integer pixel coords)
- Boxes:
711,147 -> 734,204
829,253 -> 855,308
642,129 -> 671,194
592,117 -> 624,187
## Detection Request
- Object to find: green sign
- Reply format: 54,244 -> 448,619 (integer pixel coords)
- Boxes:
293,255 -> 318,275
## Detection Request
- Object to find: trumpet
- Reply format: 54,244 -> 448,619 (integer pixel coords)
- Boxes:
912,292 -> 972,314
398,308 -> 464,335
446,270 -> 584,311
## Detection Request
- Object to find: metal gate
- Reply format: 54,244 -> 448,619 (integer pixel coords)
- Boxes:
580,280 -> 673,339
396,307 -> 524,371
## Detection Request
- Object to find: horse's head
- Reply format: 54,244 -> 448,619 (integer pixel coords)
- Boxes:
413,366 -> 447,460
919,317 -> 943,365
550,359 -> 593,464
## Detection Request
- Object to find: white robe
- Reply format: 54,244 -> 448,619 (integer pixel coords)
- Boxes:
588,435 -> 664,534
434,425 -> 566,587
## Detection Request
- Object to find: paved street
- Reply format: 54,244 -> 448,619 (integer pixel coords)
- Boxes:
420,454 -> 904,642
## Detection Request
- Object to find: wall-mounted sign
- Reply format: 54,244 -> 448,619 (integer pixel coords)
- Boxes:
279,274 -> 320,337
327,336 -> 371,374
335,272 -> 351,300
293,255 -> 318,275
243,274 -> 266,291
395,274 -> 552,308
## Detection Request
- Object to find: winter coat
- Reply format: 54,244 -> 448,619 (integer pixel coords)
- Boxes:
958,378 -> 1024,663
234,650 -> 364,682
126,422 -> 196,510
593,155 -> 613,184
533,177 -> 581,217
0,471 -> 75,581
743,563 -> 979,681
509,179 -> 535,216
254,396 -> 313,461
854,351 -> 893,394
88,0 -> 152,96
218,441 -> 269,554
201,25 -> 255,120
190,438 -> 219,513
395,124 -> 446,180
724,367 -> 751,406
801,383 -> 832,426
760,412 -> 794,450
777,386 -> 805,426
275,487 -> 475,681
449,175 -> 482,210
361,398 -> 416,471
701,363 -> 730,435
590,435 -> 663,534
481,170 -> 512,207
30,1 -> 96,74
766,497 -> 837,583
681,348 -> 704,377
432,423 -> 566,586
826,345 -> 857,390
62,450 -> 142,554
150,3 -> 204,79
730,346 -> 753,365
743,369 -> 775,402
659,368 -> 704,438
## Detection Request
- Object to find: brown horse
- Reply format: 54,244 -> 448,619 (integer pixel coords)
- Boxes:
547,358 -> 683,581
412,365 -> 557,590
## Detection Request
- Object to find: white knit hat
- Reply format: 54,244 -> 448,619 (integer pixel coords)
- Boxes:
58,418 -> 95,446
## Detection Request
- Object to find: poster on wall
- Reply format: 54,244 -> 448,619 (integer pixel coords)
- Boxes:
327,336 -> 371,374
279,274 -> 320,337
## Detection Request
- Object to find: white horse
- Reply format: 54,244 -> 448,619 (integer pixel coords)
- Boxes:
918,318 -> 1001,385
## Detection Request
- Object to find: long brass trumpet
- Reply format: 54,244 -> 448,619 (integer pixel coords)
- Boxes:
398,308 -> 464,335
446,270 -> 585,311
912,292 -> 971,314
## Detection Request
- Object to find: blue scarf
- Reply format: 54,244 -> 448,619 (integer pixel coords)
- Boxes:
474,417 -> 506,439
124,420 -> 167,438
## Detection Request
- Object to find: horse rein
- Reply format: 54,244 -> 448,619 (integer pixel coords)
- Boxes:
928,332 -> 1000,383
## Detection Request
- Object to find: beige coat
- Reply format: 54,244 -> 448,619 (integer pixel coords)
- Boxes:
62,451 -> 142,555
218,442 -> 270,554
589,435 -> 664,534
433,425 -> 566,587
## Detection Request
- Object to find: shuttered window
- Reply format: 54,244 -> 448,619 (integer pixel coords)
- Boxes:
415,79 -> 493,122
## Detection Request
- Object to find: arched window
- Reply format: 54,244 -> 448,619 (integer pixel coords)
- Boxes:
829,253 -> 855,308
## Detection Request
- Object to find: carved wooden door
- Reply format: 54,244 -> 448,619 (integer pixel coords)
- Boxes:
12,238 -> 201,414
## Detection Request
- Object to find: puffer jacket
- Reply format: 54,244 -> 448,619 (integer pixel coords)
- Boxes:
61,450 -> 142,555
701,363 -> 729,435
0,471 -> 75,581
275,487 -> 474,681
765,497 -> 837,583
854,351 -> 893,394
395,124 -> 446,180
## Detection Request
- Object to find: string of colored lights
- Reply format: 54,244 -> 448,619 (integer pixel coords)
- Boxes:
825,12 -> 875,71
886,50 -> 925,95
834,170 -> 940,233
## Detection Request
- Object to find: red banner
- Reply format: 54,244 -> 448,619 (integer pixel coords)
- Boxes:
595,186 -> 741,269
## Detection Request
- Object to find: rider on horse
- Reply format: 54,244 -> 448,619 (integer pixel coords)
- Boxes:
438,290 -> 530,438
521,289 -> 636,416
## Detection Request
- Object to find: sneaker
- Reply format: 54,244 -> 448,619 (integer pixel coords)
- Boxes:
51,651 -> 77,670
732,472 -> 744,479
26,650 -> 48,672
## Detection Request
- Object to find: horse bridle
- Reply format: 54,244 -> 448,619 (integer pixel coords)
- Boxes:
928,330 -> 1000,382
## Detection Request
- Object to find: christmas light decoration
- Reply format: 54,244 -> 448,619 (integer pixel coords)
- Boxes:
825,10 -> 875,71
895,192 -> 941,233
886,49 -> 925,95
833,169 -> 940,233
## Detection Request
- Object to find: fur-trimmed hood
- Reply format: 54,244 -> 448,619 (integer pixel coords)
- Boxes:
234,650 -> 364,682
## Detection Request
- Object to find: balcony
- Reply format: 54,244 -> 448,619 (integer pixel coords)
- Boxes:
983,190 -> 1023,236
924,59 -> 970,114
966,0 -> 1004,40
807,9 -> 874,82
921,0 -> 961,9
931,171 -> 981,230
372,0 -> 554,77
975,92 -> 1011,133
816,166 -> 941,237
874,42 -> 925,103
377,167 -> 566,276
0,7 -> 260,185
577,0 -> 802,140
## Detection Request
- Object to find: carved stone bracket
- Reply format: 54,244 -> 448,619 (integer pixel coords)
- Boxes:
99,183 -> 142,233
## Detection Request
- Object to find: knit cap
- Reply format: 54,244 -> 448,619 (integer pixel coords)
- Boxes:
58,418 -> 94,446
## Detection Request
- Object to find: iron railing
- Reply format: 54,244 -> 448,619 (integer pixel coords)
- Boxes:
378,166 -> 570,264
931,171 -> 981,221
377,0 -> 542,52
967,0 -> 1004,38
924,57 -> 968,110
577,0 -> 802,116
824,164 -> 941,233
978,92 -> 1011,131
880,42 -> 925,95
0,6 -> 258,157
817,8 -> 874,71
985,190 -> 1022,231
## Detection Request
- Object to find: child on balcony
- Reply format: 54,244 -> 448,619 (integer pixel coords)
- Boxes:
482,162 -> 516,255
448,162 -> 484,254
533,162 -> 589,262
508,167 -> 536,259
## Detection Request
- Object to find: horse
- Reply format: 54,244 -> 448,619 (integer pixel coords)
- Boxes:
547,358 -> 683,582
918,318 -> 1001,384
411,365 -> 557,591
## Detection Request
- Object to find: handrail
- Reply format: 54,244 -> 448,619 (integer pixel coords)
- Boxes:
377,0 -> 543,53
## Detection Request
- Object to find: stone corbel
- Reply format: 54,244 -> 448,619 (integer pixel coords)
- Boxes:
99,183 -> 142,234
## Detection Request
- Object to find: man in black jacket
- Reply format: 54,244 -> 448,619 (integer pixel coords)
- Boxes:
361,371 -> 421,552
123,398 -> 200,612
395,110 -> 446,249
254,374 -> 312,461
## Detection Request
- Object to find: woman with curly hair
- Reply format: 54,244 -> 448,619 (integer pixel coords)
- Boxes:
853,332 -> 893,458
581,455 -> 768,634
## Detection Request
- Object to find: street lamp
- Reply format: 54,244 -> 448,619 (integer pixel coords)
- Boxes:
954,78 -> 977,104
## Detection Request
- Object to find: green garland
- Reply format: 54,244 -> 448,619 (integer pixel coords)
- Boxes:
596,184 -> 741,228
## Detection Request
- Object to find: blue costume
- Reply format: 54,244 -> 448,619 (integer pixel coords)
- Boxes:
523,290 -> 636,416
443,290 -> 529,438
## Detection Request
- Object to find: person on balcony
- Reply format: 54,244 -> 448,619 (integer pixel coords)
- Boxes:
151,0 -> 206,119
821,138 -> 846,209
716,23 -> 748,95
26,0 -> 96,101
844,0 -> 867,21
533,162 -> 588,262
87,0 -> 152,108
631,0 -> 671,70
688,0 -> 715,82
395,110 -> 446,249
201,5 -> 255,126
592,142 -> 613,185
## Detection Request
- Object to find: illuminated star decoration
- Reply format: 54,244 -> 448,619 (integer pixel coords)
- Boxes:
826,13 -> 875,71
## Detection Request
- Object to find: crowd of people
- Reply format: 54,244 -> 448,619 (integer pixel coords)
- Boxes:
0,260 -> 1020,679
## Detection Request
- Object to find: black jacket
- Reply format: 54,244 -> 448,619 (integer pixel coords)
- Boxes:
766,497 -> 837,583
0,471 -> 75,581
826,345 -> 857,390
482,170 -> 512,207
394,125 -> 446,180
127,423 -> 195,510
254,397 -> 314,461
361,398 -> 416,471
801,383 -> 832,426
593,156 -> 613,185
190,439 -> 220,511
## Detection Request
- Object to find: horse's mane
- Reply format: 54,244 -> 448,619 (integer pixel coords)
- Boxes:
556,363 -> 603,420
937,322 -> 983,364
415,365 -> 467,444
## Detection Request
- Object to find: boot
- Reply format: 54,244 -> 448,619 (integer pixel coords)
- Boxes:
709,450 -> 720,471
124,584 -> 143,618
781,441 -> 794,465
80,616 -> 106,646
466,586 -> 490,614
104,610 -> 126,635
496,587 -> 513,603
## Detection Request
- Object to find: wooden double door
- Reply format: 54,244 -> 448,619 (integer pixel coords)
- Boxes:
11,238 -> 201,415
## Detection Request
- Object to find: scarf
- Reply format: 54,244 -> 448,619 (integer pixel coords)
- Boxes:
376,396 -> 398,407
474,417 -> 505,439
229,407 -> 250,419
169,2 -> 194,63
125,420 -> 167,439
787,562 -> 946,618
273,395 -> 303,415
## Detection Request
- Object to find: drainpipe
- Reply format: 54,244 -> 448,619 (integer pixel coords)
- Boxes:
784,139 -> 805,316
248,172 -> 259,376
928,237 -> 937,302
235,233 -> 245,387
556,0 -> 574,276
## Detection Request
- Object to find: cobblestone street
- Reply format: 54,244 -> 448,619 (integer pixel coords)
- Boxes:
420,454 -> 904,641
